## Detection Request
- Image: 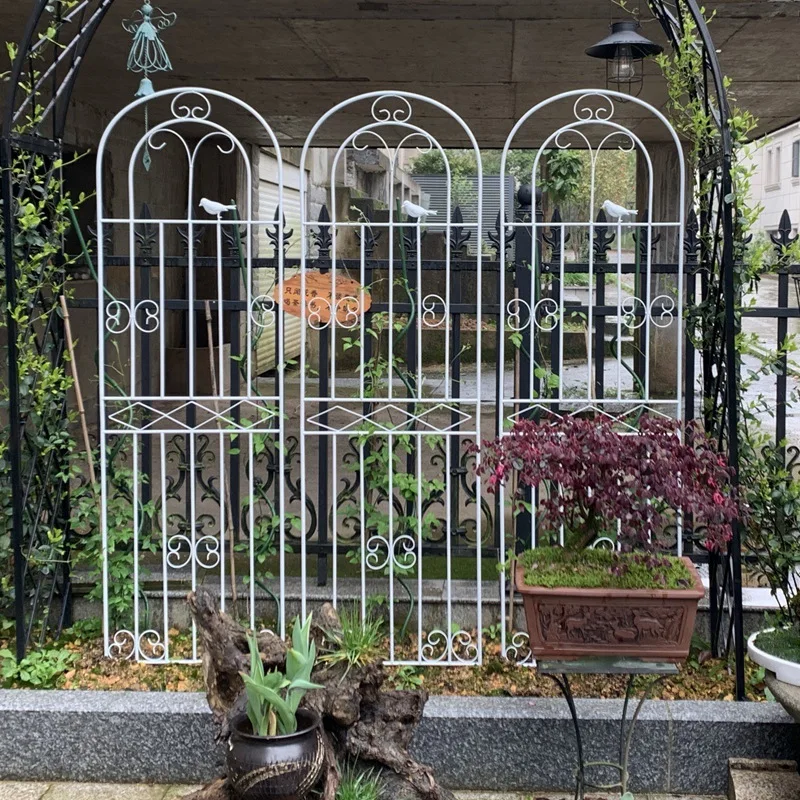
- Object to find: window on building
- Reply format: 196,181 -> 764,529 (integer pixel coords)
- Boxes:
767,148 -> 774,185
792,140 -> 800,178
775,145 -> 782,183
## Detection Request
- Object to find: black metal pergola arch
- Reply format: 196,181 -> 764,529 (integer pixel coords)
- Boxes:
1,0 -> 745,696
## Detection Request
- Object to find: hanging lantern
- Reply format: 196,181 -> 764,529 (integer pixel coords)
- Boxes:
585,21 -> 663,98
123,2 -> 177,169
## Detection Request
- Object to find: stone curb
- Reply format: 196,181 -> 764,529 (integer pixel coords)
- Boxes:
0,691 -> 796,794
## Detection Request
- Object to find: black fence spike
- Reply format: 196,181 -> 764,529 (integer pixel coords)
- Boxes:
266,206 -> 294,259
684,208 -> 700,265
311,204 -> 332,259
355,206 -> 381,258
177,210 -> 205,257
542,207 -> 569,261
770,209 -> 798,262
449,205 -> 471,255
222,222 -> 246,257
631,209 -> 661,259
487,210 -> 514,260
88,210 -> 114,258
134,202 -> 156,258
593,207 -> 614,263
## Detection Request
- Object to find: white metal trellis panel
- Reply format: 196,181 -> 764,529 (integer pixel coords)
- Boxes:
97,88 -> 287,663
496,89 -> 687,665
298,92 -> 486,666
96,85 -> 687,669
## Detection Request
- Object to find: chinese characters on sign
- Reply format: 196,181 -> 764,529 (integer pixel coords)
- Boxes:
275,271 -> 371,326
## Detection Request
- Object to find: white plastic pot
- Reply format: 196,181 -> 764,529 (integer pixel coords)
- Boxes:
747,627 -> 800,687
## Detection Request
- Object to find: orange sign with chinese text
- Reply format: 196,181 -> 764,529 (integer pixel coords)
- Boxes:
275,271 -> 370,327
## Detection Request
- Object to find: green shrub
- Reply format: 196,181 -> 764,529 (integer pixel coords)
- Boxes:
0,646 -> 77,688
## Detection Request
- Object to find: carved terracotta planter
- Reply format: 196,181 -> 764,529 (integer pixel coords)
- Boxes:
515,557 -> 705,661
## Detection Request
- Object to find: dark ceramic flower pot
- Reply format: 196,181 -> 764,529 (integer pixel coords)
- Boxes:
227,709 -> 323,800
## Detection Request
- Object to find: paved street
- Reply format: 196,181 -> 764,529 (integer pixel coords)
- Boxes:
0,786 -> 199,800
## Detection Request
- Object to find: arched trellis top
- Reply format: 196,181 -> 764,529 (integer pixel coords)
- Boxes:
297,90 -> 483,229
94,87 -> 289,403
95,86 -> 286,179
2,0 -> 116,140
495,87 -> 687,467
649,0 -> 732,147
498,88 -> 687,231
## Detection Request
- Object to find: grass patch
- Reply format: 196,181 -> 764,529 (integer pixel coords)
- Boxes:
563,272 -> 591,286
319,605 -> 384,675
755,627 -> 800,663
518,547 -> 694,590
335,766 -> 383,800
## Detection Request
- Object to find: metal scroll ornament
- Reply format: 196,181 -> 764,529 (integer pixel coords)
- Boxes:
123,1 -> 177,170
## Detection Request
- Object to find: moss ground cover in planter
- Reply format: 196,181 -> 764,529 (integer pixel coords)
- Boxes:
748,627 -> 800,687
517,547 -> 694,590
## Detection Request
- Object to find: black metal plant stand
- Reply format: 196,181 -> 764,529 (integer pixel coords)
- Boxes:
538,658 -> 679,800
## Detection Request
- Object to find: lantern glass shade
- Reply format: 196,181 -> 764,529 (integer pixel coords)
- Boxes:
610,46 -> 636,82
586,21 -> 663,97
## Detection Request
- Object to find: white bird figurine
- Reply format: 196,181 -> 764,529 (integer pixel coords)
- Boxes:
199,198 -> 237,217
402,200 -> 437,219
602,200 -> 638,221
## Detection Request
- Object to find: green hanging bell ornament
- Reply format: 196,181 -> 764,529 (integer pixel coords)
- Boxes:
124,1 -> 176,78
135,77 -> 155,98
123,2 -> 177,169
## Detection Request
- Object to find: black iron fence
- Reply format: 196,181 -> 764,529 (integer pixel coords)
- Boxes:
9,192 -> 800,684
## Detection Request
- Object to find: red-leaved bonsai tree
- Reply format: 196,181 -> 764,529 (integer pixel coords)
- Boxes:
476,414 -> 738,553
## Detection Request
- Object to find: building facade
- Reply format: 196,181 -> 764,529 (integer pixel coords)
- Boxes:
746,121 -> 800,237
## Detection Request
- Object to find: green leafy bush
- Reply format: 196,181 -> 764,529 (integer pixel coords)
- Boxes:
69,450 -> 156,629
0,646 -> 77,688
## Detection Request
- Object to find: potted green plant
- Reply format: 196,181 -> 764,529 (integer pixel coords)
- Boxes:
227,615 -> 324,800
476,414 -> 738,660
742,437 -> 800,687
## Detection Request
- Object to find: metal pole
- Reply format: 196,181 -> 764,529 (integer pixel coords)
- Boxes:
514,186 -> 533,549
722,153 -> 745,700
1,137 -> 27,661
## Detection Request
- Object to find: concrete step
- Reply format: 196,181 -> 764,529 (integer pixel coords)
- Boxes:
456,794 -> 723,800
728,758 -> 800,800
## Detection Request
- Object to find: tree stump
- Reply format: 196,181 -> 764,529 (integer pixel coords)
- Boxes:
184,589 -> 454,800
